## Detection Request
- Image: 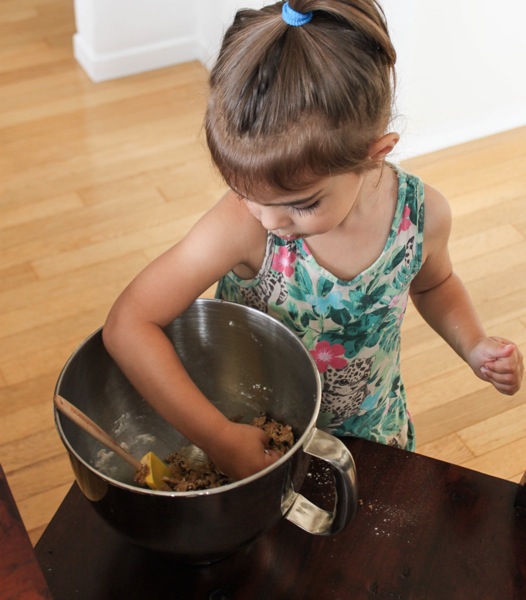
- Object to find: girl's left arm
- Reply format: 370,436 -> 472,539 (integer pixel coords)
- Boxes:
409,184 -> 523,396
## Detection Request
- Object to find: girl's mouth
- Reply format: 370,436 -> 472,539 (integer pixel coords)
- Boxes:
276,233 -> 302,242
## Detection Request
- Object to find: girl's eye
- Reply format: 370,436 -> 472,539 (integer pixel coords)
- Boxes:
290,200 -> 321,215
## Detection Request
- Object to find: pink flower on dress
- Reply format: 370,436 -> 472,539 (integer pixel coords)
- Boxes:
272,246 -> 296,277
398,205 -> 412,233
310,341 -> 347,373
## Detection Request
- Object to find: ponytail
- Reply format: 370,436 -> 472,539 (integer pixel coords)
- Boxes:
206,0 -> 396,197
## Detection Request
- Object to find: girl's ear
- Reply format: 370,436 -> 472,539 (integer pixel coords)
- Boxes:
368,132 -> 400,161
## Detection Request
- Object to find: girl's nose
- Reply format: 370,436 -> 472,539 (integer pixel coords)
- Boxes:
259,206 -> 291,231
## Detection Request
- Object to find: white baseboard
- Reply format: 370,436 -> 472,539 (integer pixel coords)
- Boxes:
396,104 -> 526,161
73,33 -> 201,82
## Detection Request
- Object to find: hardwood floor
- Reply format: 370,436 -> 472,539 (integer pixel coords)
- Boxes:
1,1 -> 525,546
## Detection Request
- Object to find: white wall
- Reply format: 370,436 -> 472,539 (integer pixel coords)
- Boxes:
73,0 -> 266,81
195,0 -> 267,66
73,0 -> 198,82
73,0 -> 526,159
382,0 -> 526,159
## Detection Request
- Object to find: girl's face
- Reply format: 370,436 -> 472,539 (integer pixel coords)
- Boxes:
243,171 -> 365,241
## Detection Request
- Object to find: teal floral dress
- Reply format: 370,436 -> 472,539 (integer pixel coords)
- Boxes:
216,167 -> 424,450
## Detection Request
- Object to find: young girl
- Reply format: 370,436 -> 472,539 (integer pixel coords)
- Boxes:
103,1 -> 523,480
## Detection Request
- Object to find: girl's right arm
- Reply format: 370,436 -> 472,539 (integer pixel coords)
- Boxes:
102,192 -> 279,480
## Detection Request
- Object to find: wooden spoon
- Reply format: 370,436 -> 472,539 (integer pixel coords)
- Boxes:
53,394 -> 171,491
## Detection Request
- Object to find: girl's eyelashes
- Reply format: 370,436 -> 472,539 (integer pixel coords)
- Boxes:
290,199 -> 321,215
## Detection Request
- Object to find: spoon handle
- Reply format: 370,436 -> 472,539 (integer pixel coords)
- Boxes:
54,394 -> 142,471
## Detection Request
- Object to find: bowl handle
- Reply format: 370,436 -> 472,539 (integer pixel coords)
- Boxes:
282,428 -> 358,535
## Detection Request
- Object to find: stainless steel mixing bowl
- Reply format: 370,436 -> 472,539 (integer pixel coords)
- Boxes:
54,298 -> 357,563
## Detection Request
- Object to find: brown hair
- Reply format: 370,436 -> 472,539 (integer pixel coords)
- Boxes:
205,0 -> 396,198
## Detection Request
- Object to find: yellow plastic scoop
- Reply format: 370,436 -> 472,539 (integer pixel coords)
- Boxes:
53,394 -> 171,490
139,450 -> 172,489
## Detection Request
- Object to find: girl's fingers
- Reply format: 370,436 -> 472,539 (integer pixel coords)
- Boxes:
480,365 -> 522,395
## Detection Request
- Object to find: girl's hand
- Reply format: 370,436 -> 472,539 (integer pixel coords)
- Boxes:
469,336 -> 524,395
207,421 -> 280,481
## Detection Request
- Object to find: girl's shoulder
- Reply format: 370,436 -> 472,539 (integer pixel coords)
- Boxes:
216,189 -> 260,225
217,190 -> 267,243
395,166 -> 451,236
201,190 -> 268,277
398,173 -> 452,268
421,181 -> 452,242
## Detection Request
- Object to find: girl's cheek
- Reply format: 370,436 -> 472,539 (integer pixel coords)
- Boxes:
244,201 -> 261,220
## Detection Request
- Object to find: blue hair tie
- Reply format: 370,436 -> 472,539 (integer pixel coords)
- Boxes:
282,2 -> 313,27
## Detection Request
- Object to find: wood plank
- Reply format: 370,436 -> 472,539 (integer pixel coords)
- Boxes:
0,253 -> 150,341
460,436 -> 526,482
0,374 -> 57,410
412,386 -> 526,445
416,433 -> 475,466
458,403 -> 526,457
0,402 -> 55,448
0,192 -> 84,230
1,443 -> 68,493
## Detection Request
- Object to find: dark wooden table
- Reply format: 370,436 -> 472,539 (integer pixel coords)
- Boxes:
0,465 -> 52,600
33,438 -> 526,600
